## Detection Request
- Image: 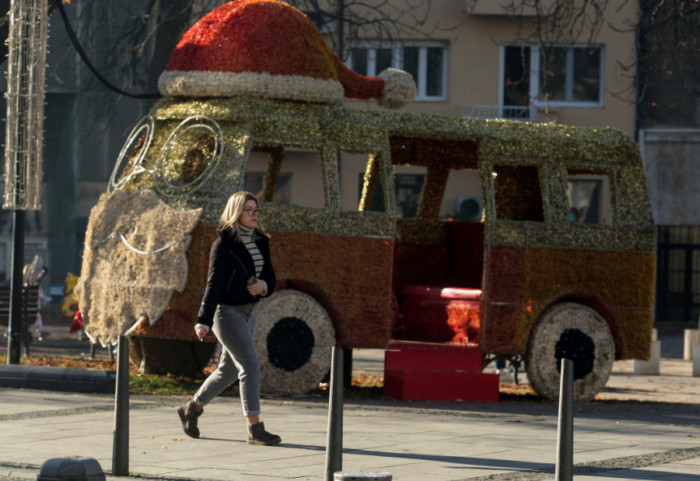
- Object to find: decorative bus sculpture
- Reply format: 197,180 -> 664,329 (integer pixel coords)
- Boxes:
76,0 -> 656,402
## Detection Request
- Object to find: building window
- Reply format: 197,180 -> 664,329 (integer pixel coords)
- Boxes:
348,42 -> 448,101
502,45 -> 603,108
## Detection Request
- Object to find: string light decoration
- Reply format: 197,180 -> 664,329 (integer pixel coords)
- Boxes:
3,0 -> 49,210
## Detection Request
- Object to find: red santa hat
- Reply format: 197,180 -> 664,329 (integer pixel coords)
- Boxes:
158,0 -> 417,109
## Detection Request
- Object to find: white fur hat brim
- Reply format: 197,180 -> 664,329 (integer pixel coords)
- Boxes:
159,70 -> 345,103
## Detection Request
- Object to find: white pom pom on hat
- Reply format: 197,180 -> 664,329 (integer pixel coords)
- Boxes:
377,68 -> 419,109
157,0 -> 417,109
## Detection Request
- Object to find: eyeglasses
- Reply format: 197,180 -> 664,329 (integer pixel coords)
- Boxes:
243,207 -> 262,215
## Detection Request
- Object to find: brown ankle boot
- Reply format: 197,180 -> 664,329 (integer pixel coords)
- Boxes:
177,400 -> 203,439
247,422 -> 281,445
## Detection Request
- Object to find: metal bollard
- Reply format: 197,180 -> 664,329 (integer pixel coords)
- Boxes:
324,346 -> 344,481
334,471 -> 392,481
555,358 -> 574,481
112,335 -> 129,476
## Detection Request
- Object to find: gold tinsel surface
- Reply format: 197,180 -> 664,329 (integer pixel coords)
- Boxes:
111,95 -> 652,252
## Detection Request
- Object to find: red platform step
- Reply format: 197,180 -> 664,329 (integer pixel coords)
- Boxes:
383,341 -> 499,402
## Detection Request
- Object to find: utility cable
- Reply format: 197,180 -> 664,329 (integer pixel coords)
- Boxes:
53,0 -> 162,100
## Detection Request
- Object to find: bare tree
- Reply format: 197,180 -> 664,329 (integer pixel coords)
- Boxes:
283,0 -> 437,60
637,0 -> 700,127
1,1 -> 440,104
64,1 -> 219,97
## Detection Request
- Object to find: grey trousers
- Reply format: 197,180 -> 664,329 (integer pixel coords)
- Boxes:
194,303 -> 261,416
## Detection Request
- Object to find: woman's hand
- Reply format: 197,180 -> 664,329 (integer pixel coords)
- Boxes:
247,279 -> 265,296
194,324 -> 210,340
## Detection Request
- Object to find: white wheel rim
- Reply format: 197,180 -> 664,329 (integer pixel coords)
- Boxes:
527,303 -> 614,402
254,290 -> 335,395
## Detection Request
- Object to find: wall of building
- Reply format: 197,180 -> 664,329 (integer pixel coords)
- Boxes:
641,129 -> 700,225
349,0 -> 639,137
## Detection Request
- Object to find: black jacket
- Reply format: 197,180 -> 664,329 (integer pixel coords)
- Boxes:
195,227 -> 276,328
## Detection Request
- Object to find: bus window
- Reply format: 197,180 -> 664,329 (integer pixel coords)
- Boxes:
442,169 -> 482,220
245,149 -> 291,204
352,157 -> 425,217
567,173 -> 612,224
493,164 -> 544,222
282,148 -> 325,208
247,147 -> 325,208
339,152 -> 389,213
393,167 -> 425,219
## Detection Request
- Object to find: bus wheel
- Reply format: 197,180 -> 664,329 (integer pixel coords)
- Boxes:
525,302 -> 614,402
254,290 -> 336,395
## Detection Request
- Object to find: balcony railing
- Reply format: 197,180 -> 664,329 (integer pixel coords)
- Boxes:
460,104 -> 537,121
465,0 -> 556,16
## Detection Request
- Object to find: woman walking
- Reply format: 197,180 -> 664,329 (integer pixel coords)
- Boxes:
177,191 -> 281,446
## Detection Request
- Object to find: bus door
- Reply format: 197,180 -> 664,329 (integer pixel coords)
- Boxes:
386,135 -> 484,341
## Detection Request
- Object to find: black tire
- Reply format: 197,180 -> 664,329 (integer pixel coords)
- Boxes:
525,302 -> 614,402
254,290 -> 335,395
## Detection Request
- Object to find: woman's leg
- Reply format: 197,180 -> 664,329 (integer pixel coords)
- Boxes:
233,304 -> 280,445
193,306 -> 243,406
207,304 -> 261,417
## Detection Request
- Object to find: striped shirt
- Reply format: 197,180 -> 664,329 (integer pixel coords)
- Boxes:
238,225 -> 264,277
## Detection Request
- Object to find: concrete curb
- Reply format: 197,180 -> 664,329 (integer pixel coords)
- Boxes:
0,365 -> 116,393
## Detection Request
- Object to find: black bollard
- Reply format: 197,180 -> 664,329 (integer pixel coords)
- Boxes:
555,358 -> 574,481
112,336 -> 129,476
324,346 -> 344,481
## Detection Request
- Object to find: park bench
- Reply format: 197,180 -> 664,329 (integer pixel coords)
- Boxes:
0,284 -> 41,355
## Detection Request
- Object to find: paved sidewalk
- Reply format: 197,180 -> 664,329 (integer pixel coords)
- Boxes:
1,355 -> 699,481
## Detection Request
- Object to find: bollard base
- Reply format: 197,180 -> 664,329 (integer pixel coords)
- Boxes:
634,340 -> 661,375
334,471 -> 392,481
37,457 -> 105,481
684,329 -> 699,361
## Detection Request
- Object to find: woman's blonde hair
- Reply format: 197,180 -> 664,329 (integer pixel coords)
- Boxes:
219,191 -> 267,238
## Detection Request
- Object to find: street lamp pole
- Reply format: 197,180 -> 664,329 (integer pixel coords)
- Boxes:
4,0 -> 49,363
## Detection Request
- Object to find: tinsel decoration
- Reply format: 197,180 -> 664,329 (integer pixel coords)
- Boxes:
446,302 -> 481,344
76,190 -> 202,345
480,244 -> 655,358
359,153 -> 380,212
101,31 -> 656,365
4,0 -> 49,210
157,0 -> 416,108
